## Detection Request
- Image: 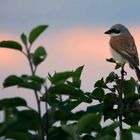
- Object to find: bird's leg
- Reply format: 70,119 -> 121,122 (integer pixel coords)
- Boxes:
121,64 -> 127,76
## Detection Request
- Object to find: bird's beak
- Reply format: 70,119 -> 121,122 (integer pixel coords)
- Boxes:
104,30 -> 110,34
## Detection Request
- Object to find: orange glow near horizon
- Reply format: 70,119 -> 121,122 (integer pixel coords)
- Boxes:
0,26 -> 140,91
0,33 -> 24,68
1,26 -> 140,70
55,27 -> 110,60
46,26 -> 110,67
47,26 -> 140,63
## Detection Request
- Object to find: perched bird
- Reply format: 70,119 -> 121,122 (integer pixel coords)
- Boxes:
104,24 -> 140,81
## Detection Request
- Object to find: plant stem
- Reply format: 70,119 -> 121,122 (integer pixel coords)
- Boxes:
24,45 -> 44,140
119,66 -> 125,140
44,81 -> 48,114
26,46 -> 41,115
44,82 -> 49,140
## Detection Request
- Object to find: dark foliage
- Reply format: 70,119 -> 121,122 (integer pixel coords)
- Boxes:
0,25 -> 140,140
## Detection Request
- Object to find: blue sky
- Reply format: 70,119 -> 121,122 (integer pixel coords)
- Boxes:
1,0 -> 140,33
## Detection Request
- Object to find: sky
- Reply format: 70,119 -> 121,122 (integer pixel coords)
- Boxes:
1,0 -> 140,97
0,1 -> 140,96
0,1 -> 140,139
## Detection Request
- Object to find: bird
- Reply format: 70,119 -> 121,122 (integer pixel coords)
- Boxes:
104,24 -> 140,81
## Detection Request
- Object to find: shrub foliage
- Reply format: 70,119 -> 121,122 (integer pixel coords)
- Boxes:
0,25 -> 140,140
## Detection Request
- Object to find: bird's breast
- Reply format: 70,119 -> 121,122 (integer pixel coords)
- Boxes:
109,45 -> 127,64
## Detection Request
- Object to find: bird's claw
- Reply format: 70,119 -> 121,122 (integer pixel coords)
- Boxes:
121,69 -> 127,76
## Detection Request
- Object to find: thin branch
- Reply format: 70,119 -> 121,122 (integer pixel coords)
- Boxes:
21,50 -> 27,57
105,85 -> 115,92
43,80 -> 49,140
119,65 -> 125,140
24,44 -> 44,140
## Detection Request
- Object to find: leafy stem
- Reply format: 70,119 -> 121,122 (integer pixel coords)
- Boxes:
24,43 -> 43,139
119,65 -> 125,140
19,25 -> 48,140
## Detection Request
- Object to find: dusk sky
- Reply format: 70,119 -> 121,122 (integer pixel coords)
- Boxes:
1,1 -> 140,114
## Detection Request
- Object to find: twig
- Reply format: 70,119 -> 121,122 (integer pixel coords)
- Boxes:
44,82 -> 49,140
119,65 -> 125,140
24,44 -> 44,140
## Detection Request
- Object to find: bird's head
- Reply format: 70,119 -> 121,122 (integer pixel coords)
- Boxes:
104,24 -> 131,37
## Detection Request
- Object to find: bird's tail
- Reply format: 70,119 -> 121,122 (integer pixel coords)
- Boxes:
134,65 -> 140,81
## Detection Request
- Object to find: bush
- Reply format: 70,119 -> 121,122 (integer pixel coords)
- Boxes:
0,25 -> 140,140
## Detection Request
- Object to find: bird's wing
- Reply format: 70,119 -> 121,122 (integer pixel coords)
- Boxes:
110,35 -> 139,66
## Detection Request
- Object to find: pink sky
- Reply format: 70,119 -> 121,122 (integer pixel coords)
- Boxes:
0,26 -> 140,105
1,26 -> 140,67
1,26 -> 140,92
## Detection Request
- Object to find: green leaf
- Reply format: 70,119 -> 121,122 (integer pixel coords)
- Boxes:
78,113 -> 102,133
22,75 -> 45,84
48,126 -> 69,140
123,112 -> 140,126
49,83 -> 92,103
81,135 -> 95,140
48,71 -> 74,85
94,78 -> 105,88
21,33 -> 28,46
105,72 -> 119,83
87,103 -> 104,113
98,135 -> 115,140
74,65 -> 84,76
3,75 -> 23,88
72,65 -> 84,88
50,109 -> 85,122
103,93 -> 117,104
3,109 -> 40,132
29,25 -> 48,45
48,66 -> 84,87
124,93 -> 140,103
33,46 -> 47,66
29,75 -> 44,83
137,83 -> 140,95
0,41 -> 22,51
100,122 -> 119,137
130,126 -> 140,133
0,108 -> 18,135
122,129 -> 132,140
0,97 -> 27,110
91,88 -> 105,102
124,78 -> 136,96
104,109 -> 119,121
62,124 -> 78,140
5,132 -> 38,140
103,94 -> 118,121
49,84 -> 86,100
67,80 -> 81,88
19,82 -> 41,91
3,75 -> 43,91
16,110 -> 40,131
73,65 -> 84,81
58,100 -> 82,112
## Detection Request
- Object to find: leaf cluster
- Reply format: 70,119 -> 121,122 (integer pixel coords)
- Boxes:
0,25 -> 140,140
0,25 -> 48,140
